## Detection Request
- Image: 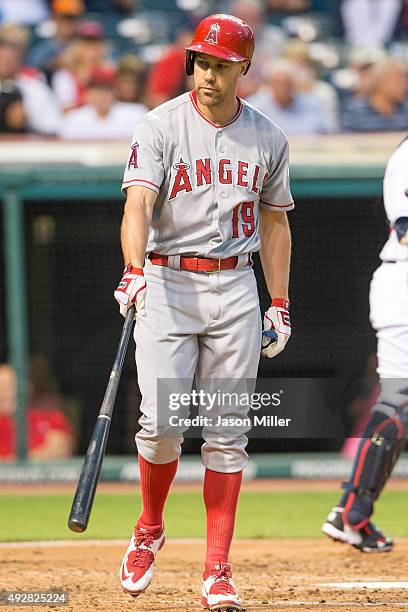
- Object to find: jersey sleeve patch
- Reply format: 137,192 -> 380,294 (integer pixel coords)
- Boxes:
128,142 -> 140,169
122,119 -> 164,196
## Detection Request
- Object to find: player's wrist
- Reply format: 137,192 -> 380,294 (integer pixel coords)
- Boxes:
271,298 -> 290,309
124,264 -> 144,276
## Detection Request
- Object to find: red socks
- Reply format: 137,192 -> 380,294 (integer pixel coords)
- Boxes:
137,458 -> 242,567
137,455 -> 178,536
203,468 -> 243,572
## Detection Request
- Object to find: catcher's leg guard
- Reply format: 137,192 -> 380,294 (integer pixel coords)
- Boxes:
341,388 -> 408,529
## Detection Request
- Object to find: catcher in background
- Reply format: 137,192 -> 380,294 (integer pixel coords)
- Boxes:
322,137 -> 408,552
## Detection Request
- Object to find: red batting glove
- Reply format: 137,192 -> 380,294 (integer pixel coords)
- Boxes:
261,298 -> 291,358
114,265 -> 147,318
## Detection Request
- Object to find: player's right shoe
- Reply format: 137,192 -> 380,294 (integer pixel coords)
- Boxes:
322,506 -> 393,553
201,563 -> 242,611
120,525 -> 165,597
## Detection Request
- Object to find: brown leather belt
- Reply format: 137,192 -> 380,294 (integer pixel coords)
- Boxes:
149,251 -> 249,273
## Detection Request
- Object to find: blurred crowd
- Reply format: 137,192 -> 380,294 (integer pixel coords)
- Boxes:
1,0 -> 408,138
0,357 -> 75,460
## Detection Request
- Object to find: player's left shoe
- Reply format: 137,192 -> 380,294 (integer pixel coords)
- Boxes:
322,506 -> 393,552
201,563 -> 242,611
120,525 -> 165,596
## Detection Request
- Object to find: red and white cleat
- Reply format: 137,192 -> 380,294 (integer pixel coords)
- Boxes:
201,563 -> 242,611
120,526 -> 165,597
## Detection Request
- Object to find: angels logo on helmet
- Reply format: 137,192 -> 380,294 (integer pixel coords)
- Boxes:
204,23 -> 220,45
184,14 -> 255,77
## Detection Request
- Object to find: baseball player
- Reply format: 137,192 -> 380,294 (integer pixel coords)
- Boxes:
322,137 -> 408,553
114,14 -> 294,610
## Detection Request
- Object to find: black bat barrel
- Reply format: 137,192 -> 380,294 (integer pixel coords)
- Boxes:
68,415 -> 111,532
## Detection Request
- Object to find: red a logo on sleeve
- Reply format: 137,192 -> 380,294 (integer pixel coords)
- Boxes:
128,142 -> 139,169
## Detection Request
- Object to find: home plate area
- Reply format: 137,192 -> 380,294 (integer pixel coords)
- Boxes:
1,539 -> 408,610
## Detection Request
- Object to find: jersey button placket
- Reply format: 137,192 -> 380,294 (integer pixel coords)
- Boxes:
208,274 -> 221,326
215,130 -> 225,245
206,129 -> 223,327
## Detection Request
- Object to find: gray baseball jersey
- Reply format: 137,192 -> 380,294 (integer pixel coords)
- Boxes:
123,90 -> 294,472
122,90 -> 294,258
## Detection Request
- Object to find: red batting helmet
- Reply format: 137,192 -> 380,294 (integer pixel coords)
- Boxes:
185,14 -> 254,76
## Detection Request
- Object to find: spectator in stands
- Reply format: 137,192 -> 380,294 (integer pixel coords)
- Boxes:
337,0 -> 403,47
0,83 -> 27,133
84,0 -> 136,15
0,0 -> 49,26
0,361 -> 74,460
52,20 -> 112,110
347,46 -> 387,99
0,26 -> 61,134
146,25 -> 193,108
58,66 -> 147,139
248,59 -> 332,135
341,58 -> 408,132
229,0 -> 287,98
404,1 -> 408,34
115,54 -> 147,106
0,22 -> 29,49
267,0 -> 310,17
284,38 -> 340,132
28,0 -> 85,80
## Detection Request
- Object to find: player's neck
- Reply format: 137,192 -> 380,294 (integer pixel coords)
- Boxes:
195,92 -> 240,127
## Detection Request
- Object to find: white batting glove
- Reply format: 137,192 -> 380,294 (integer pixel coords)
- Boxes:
114,265 -> 147,318
261,298 -> 291,359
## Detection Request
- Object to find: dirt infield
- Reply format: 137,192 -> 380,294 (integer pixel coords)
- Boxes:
2,538 -> 408,611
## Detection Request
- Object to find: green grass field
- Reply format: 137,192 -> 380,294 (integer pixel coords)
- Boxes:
1,489 -> 408,542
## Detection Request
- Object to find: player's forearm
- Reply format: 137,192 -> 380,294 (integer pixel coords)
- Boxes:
121,188 -> 156,267
259,210 -> 291,299
121,206 -> 150,268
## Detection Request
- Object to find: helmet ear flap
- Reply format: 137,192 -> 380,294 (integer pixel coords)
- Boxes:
185,50 -> 195,76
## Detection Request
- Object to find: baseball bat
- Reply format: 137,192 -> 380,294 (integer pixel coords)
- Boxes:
68,306 -> 135,533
